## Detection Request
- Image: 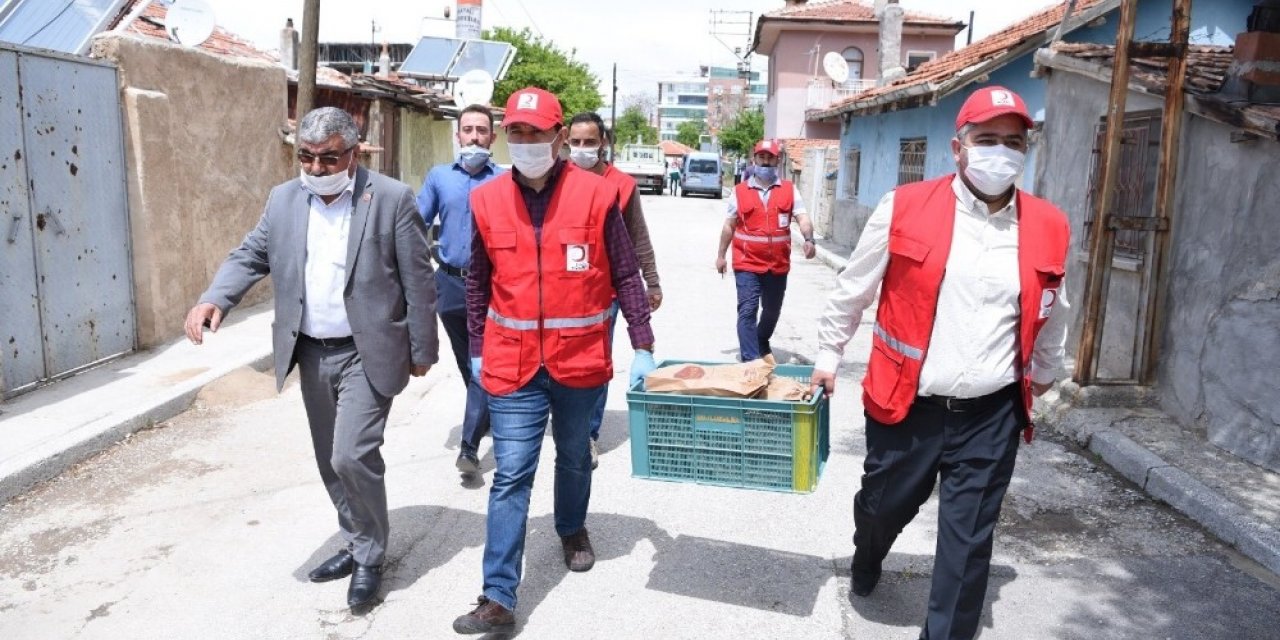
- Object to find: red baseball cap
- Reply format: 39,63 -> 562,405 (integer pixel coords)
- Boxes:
955,86 -> 1034,130
502,87 -> 563,130
753,139 -> 782,156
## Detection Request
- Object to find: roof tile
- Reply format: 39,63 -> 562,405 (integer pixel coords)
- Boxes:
765,0 -> 960,26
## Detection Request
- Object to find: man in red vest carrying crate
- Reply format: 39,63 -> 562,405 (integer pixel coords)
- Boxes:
715,138 -> 816,361
809,86 -> 1071,640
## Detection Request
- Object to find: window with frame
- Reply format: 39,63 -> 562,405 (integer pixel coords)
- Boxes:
844,147 -> 861,198
898,138 -> 927,185
905,51 -> 936,72
842,46 -> 865,84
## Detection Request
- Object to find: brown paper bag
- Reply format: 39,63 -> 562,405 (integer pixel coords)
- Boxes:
643,359 -> 775,398
763,376 -> 812,402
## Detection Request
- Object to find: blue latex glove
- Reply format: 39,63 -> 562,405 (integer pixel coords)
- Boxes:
630,350 -> 656,389
470,357 -> 482,380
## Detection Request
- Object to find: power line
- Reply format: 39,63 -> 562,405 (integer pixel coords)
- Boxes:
508,0 -> 543,38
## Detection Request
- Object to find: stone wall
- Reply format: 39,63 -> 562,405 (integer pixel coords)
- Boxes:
92,34 -> 292,348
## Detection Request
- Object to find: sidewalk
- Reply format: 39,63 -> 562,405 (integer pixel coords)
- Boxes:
805,232 -> 1280,576
0,303 -> 275,504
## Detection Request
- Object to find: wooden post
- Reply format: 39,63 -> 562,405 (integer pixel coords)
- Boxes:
1074,0 -> 1138,384
1140,0 -> 1192,383
296,0 -> 320,122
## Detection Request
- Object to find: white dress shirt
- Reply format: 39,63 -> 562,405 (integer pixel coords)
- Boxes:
726,174 -> 808,219
814,176 -> 1069,397
299,181 -> 355,339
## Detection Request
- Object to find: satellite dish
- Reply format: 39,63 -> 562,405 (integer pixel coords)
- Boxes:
166,0 -> 216,47
822,51 -> 850,84
454,69 -> 495,107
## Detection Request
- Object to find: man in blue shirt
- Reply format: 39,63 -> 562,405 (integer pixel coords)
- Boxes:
416,104 -> 505,475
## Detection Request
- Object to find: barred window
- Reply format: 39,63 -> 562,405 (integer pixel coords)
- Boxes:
898,138 -> 927,185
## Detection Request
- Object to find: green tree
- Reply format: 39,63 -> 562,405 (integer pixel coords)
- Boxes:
613,105 -> 658,146
675,120 -> 706,148
717,108 -> 765,156
483,27 -> 602,117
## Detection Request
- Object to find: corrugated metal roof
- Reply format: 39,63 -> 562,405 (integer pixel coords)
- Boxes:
0,0 -> 129,55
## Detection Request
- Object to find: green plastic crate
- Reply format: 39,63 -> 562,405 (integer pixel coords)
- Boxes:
626,360 -> 830,493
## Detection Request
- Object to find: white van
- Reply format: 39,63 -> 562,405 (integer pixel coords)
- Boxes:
680,152 -> 724,199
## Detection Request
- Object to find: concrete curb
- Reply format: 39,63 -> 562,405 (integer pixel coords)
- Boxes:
0,306 -> 274,504
1044,405 -> 1280,576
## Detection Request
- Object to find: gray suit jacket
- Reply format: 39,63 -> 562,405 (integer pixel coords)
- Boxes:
200,166 -> 438,397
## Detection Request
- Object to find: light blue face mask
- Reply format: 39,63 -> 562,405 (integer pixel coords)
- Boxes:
458,145 -> 492,170
754,165 -> 779,184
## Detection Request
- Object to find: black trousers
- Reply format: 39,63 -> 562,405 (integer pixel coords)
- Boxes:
853,385 -> 1025,640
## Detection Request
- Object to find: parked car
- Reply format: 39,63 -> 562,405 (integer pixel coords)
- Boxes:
680,152 -> 723,199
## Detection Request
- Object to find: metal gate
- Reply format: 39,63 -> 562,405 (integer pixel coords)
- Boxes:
1,45 -> 134,398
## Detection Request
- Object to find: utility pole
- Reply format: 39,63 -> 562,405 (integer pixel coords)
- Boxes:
296,0 -> 320,121
610,63 -> 618,160
967,10 -> 975,45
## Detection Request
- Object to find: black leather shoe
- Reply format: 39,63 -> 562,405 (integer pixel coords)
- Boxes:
347,563 -> 382,608
851,549 -> 882,597
308,550 -> 354,583
456,447 -> 480,475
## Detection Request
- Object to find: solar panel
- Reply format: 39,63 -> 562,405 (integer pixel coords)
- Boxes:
451,39 -> 513,79
399,35 -> 514,81
0,0 -> 129,55
398,36 -> 464,79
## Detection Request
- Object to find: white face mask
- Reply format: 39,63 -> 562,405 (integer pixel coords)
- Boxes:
509,141 -> 556,178
457,145 -> 491,170
569,146 -> 601,170
300,163 -> 354,196
963,144 -> 1025,198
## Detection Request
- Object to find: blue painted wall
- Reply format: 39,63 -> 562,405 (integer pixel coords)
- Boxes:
839,0 -> 1254,210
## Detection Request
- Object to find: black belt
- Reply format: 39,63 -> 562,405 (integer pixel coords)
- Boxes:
298,333 -> 354,348
439,262 -> 469,278
916,383 -> 1018,413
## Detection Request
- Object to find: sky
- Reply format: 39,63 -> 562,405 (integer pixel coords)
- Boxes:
203,0 -> 1064,100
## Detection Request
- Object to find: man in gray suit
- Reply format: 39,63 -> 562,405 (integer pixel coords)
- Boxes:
183,107 -> 438,609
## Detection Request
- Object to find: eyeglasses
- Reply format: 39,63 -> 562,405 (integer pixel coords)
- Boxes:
297,146 -> 354,166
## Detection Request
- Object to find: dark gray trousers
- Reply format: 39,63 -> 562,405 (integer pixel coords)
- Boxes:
296,340 -> 393,566
853,385 -> 1025,640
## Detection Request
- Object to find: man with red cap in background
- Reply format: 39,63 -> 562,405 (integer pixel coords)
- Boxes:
715,138 -> 816,362
808,85 -> 1070,640
452,87 -> 657,635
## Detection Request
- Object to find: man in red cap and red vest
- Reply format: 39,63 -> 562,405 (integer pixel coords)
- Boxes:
715,138 -> 816,361
452,87 -> 657,635
809,86 -> 1070,640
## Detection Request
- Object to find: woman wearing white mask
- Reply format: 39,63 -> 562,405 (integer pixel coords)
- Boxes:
809,86 -> 1072,640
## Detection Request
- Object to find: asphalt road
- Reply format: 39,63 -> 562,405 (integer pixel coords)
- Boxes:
2,191 -> 1278,639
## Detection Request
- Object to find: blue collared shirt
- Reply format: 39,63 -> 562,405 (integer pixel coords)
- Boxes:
415,160 -> 504,268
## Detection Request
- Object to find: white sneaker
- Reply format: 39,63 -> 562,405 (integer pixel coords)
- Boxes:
590,439 -> 600,470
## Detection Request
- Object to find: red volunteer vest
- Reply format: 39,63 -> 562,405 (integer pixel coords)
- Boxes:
862,175 -> 1069,436
470,164 -> 617,396
602,164 -> 637,213
731,180 -> 797,274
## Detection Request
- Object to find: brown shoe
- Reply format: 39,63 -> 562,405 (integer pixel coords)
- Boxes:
561,528 -> 595,572
452,596 -> 515,634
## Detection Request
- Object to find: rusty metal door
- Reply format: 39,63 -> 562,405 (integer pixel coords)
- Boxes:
1,46 -> 134,397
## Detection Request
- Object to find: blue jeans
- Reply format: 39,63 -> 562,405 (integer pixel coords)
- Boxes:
481,367 -> 606,611
588,301 -> 621,441
436,270 -> 490,450
734,270 -> 788,361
